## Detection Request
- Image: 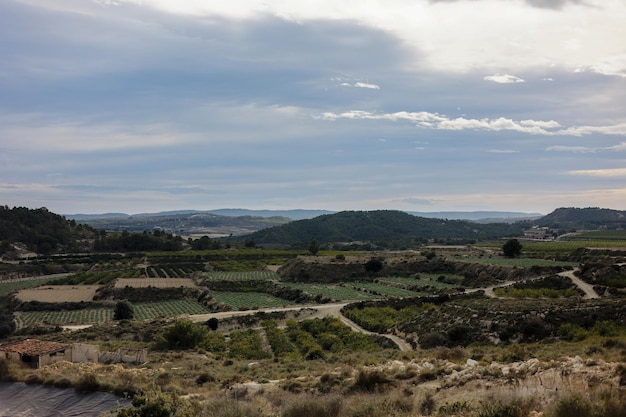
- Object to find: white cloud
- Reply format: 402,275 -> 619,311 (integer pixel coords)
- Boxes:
548,142 -> 626,153
484,74 -> 525,84
339,82 -> 381,89
316,110 -> 626,137
546,145 -> 596,153
487,149 -> 519,154
568,168 -> 626,177
354,82 -> 380,89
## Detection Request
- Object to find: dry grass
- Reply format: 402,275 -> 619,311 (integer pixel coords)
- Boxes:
15,285 -> 101,302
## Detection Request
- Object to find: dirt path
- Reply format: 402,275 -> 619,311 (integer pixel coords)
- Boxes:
480,267 -> 599,300
558,269 -> 599,299
188,302 -> 414,351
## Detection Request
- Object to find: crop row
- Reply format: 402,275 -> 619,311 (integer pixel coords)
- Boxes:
209,291 -> 293,310
204,270 -> 279,282
15,308 -> 113,328
14,300 -> 210,329
279,283 -> 377,301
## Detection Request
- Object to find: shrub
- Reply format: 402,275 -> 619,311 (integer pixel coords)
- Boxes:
113,300 -> 134,320
114,389 -> 201,417
282,397 -> 342,417
158,319 -> 209,350
550,394 -> 592,417
351,369 -> 392,393
477,402 -> 523,417
76,373 -> 100,392
420,393 -> 436,416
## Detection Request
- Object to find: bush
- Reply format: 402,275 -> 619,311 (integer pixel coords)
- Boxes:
76,373 -> 100,392
113,300 -> 134,320
351,369 -> 392,393
477,402 -> 523,417
282,397 -> 342,417
550,394 -> 592,417
114,389 -> 201,417
158,319 -> 209,350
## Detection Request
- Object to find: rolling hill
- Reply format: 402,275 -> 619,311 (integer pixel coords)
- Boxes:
231,210 -> 526,246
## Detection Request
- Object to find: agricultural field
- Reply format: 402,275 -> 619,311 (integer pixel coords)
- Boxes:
349,282 -> 423,298
565,230 -> 626,241
458,257 -> 578,267
14,300 -> 211,329
203,271 -> 279,282
114,278 -> 197,288
145,266 -> 193,278
280,283 -> 378,301
132,300 -> 210,320
209,291 -> 295,310
15,285 -> 101,302
378,275 -> 461,289
15,308 -> 112,329
50,270 -> 141,285
0,276 -> 59,296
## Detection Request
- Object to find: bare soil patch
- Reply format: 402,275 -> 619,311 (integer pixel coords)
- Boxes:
114,278 -> 197,288
16,285 -> 101,302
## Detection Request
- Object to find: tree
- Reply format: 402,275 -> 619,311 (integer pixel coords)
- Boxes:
160,319 -> 209,350
113,300 -> 134,320
308,240 -> 320,256
502,238 -> 523,258
207,318 -> 219,331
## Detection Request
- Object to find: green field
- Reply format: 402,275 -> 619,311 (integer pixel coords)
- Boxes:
378,276 -> 460,289
459,257 -> 578,267
350,282 -> 423,298
15,308 -> 113,329
133,300 -> 211,320
280,283 -> 378,301
204,271 -> 279,282
14,300 -> 211,329
209,291 -> 294,310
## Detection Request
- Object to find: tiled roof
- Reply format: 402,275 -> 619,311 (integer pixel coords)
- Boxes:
0,339 -> 70,356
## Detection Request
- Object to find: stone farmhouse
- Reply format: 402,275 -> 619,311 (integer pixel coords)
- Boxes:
0,339 -> 98,369
0,338 -> 147,369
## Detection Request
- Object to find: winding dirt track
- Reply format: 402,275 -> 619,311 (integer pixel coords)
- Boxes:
189,302 -> 415,351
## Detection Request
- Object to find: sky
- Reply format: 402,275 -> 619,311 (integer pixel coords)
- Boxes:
1,0 -> 625,215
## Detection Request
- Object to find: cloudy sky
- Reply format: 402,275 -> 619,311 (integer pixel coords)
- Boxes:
1,0 -> 625,215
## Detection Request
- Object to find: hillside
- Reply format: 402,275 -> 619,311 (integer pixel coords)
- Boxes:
234,210 -> 525,247
0,206 -> 94,255
537,207 -> 626,230
71,212 -> 291,237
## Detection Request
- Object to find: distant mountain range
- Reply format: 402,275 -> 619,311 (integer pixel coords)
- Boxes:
66,209 -> 540,222
3,206 -> 625,255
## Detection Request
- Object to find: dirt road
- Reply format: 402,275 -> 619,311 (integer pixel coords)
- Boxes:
189,302 -> 414,351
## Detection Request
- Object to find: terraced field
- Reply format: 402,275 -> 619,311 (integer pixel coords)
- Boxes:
349,282 -> 423,298
280,283 -> 378,301
14,300 -> 211,329
204,271 -> 279,281
209,291 -> 294,309
114,278 -> 197,288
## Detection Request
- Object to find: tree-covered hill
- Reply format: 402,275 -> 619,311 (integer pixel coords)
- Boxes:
233,210 -> 525,247
536,207 -> 626,230
0,206 -> 95,255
